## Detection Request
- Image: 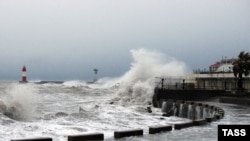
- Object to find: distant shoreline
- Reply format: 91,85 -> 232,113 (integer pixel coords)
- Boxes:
19,80 -> 99,84
33,81 -> 64,84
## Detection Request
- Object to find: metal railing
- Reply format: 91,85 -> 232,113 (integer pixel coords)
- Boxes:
155,76 -> 250,92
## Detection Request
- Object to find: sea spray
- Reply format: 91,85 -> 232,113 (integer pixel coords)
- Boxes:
62,80 -> 85,88
4,83 -> 37,121
115,48 -> 189,105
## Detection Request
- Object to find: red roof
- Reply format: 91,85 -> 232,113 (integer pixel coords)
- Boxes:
210,62 -> 221,68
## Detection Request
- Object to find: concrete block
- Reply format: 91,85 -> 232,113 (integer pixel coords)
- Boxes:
114,129 -> 143,138
174,121 -> 194,130
197,103 -> 203,106
215,114 -> 222,119
68,133 -> 104,141
11,138 -> 52,141
193,119 -> 207,125
218,111 -> 224,117
206,117 -> 217,122
149,125 -> 172,134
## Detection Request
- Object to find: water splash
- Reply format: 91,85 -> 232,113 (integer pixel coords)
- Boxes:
3,84 -> 37,121
115,48 -> 189,105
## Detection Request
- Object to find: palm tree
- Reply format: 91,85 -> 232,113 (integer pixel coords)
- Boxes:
232,51 -> 250,92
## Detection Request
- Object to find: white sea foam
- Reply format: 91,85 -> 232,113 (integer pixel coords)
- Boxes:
0,81 -> 248,141
115,48 -> 189,105
62,80 -> 86,88
3,83 -> 37,121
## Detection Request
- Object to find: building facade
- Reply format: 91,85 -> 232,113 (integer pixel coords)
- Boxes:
155,58 -> 250,92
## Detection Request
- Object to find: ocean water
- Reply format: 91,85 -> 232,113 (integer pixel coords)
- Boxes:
0,81 -> 250,141
0,81 -> 189,141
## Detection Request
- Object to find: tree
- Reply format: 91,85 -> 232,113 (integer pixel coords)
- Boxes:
232,51 -> 250,92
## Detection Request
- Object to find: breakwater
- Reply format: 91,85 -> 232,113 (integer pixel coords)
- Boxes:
34,81 -> 64,84
152,88 -> 226,107
160,99 -> 224,120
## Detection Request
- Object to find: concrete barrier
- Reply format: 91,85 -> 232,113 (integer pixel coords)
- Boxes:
68,133 -> 104,141
114,129 -> 143,138
206,117 -> 217,122
174,121 -> 194,130
174,102 -> 181,117
11,138 -> 53,141
188,102 -> 196,120
163,100 -> 175,117
149,125 -> 172,134
218,109 -> 224,112
218,110 -> 225,117
215,114 -> 222,119
181,102 -> 189,118
193,119 -> 207,125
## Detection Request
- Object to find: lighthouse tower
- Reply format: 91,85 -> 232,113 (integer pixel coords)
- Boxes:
93,68 -> 98,82
20,65 -> 28,83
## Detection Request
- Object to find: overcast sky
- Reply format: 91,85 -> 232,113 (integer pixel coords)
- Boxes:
0,0 -> 249,81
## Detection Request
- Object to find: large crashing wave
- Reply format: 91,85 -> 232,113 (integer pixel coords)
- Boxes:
114,48 -> 189,105
0,84 -> 37,121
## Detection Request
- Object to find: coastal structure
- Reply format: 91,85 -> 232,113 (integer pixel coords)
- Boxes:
153,57 -> 249,118
93,68 -> 98,82
193,57 -> 250,92
87,68 -> 99,84
209,57 -> 237,73
155,57 -> 250,92
20,65 -> 28,83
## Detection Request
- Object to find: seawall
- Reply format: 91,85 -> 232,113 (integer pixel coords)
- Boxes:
152,88 -> 226,107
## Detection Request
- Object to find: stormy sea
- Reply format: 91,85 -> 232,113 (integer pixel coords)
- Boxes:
0,49 -> 249,141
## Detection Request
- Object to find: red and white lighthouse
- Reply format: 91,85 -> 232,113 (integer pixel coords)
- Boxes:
21,65 -> 28,83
